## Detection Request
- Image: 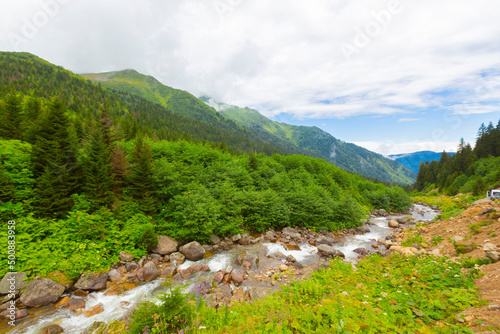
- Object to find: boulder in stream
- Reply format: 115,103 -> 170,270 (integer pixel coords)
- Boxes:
180,241 -> 205,261
151,236 -> 178,255
75,272 -> 108,291
169,252 -> 186,264
20,278 -> 65,308
41,324 -> 64,334
143,262 -> 159,282
317,244 -> 345,258
0,272 -> 27,295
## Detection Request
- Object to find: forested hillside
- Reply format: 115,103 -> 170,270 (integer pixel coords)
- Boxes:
0,52 -> 292,156
203,99 -> 416,185
389,151 -> 455,174
415,120 -> 500,195
0,54 -> 413,280
80,69 -> 415,185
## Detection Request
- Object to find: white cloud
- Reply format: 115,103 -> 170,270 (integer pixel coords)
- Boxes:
398,118 -> 421,122
353,141 -> 459,156
1,0 -> 500,121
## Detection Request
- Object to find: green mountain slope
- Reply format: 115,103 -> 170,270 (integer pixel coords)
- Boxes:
205,99 -> 416,185
0,52 -> 297,156
80,69 -> 318,157
79,69 -> 415,184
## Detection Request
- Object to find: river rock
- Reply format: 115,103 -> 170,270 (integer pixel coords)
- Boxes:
150,253 -> 162,262
125,262 -> 138,272
209,234 -> 221,245
316,236 -> 335,246
75,273 -> 108,291
41,324 -> 64,334
186,263 -> 210,275
143,262 -> 159,282
0,272 -> 27,295
20,278 -> 65,308
388,220 -> 399,228
213,271 -> 224,284
356,224 -> 370,234
286,255 -> 297,263
180,241 -> 205,261
169,252 -> 186,264
353,247 -> 370,256
232,234 -> 242,242
160,268 -> 174,278
484,243 -> 499,262
279,264 -> 288,272
68,298 -> 86,311
84,303 -> 104,317
239,233 -> 250,245
151,236 -> 178,255
55,296 -> 70,308
119,251 -> 135,262
396,216 -> 414,224
0,308 -> 28,321
108,269 -> 122,282
317,244 -> 345,258
282,227 -> 301,239
231,270 -> 244,285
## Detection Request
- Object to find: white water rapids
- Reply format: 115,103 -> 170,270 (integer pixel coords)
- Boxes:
4,204 -> 439,333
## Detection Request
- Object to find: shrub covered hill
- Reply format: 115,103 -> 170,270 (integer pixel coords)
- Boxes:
0,51 -> 414,279
81,69 -> 415,185
415,120 -> 500,195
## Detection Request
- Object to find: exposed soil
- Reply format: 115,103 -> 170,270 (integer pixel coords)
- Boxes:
405,199 -> 500,332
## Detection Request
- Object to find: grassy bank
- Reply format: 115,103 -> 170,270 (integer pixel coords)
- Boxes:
123,254 -> 481,334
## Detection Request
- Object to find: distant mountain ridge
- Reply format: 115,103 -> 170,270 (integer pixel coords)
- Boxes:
389,151 -> 456,174
202,97 -> 416,185
80,68 -> 415,184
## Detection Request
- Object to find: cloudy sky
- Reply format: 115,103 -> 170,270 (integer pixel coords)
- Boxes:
1,0 -> 500,155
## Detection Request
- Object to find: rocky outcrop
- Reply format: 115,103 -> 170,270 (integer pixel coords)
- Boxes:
75,273 -> 108,291
484,243 -> 499,262
0,272 -> 27,295
180,241 -> 205,261
151,236 -> 178,255
143,262 -> 159,282
317,244 -> 345,258
20,278 -> 65,308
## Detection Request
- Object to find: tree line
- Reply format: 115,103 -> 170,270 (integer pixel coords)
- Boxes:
415,119 -> 500,195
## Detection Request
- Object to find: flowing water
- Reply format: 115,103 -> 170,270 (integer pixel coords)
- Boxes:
3,204 -> 439,333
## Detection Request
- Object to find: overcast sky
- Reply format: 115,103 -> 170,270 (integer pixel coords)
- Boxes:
1,0 -> 500,155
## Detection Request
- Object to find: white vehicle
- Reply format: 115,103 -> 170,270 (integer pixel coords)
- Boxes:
487,189 -> 500,200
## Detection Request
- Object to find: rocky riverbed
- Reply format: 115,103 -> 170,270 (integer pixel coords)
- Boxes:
0,204 -> 440,334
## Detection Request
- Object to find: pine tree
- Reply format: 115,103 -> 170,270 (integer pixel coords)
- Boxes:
127,136 -> 156,214
0,92 -> 22,140
32,98 -> 79,218
111,144 -> 129,195
83,117 -> 114,210
22,96 -> 41,143
0,167 -> 14,203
